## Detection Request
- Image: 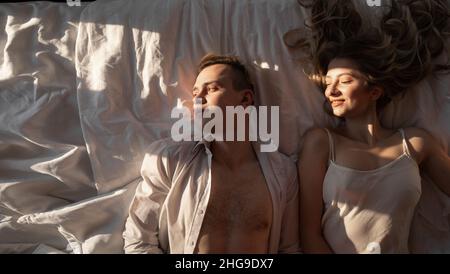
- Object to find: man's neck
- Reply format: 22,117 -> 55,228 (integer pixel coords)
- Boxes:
210,140 -> 256,170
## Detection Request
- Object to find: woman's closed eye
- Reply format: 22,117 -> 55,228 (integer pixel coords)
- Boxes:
325,78 -> 353,87
341,81 -> 353,84
339,78 -> 354,84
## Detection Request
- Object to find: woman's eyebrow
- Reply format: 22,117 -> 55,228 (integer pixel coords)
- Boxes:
325,73 -> 356,78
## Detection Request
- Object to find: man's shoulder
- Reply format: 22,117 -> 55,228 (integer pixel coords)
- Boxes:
141,138 -> 199,177
262,150 -> 297,181
264,149 -> 296,166
145,137 -> 198,157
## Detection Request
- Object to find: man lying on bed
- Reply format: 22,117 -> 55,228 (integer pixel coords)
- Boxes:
122,54 -> 299,254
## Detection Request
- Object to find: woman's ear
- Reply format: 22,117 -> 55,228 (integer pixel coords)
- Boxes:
370,86 -> 383,101
241,89 -> 254,107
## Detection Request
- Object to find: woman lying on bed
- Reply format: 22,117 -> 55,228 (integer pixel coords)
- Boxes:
286,0 -> 450,253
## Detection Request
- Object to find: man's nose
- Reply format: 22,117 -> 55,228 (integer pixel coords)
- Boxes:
192,93 -> 206,104
193,92 -> 207,104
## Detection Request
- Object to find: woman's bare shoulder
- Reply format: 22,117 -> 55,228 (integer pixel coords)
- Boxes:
299,127 -> 331,159
403,127 -> 435,142
302,127 -> 330,146
403,127 -> 438,161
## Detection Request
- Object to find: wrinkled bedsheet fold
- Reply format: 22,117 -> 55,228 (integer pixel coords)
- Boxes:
0,0 -> 449,253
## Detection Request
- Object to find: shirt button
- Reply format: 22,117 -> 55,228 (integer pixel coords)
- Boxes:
199,209 -> 204,215
191,241 -> 195,246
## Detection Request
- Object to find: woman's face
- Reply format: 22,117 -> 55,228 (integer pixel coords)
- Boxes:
325,58 -> 379,118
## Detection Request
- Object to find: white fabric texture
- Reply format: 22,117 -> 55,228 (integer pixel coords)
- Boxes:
0,0 -> 449,253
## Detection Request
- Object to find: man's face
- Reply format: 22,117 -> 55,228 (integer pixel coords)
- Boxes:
192,64 -> 247,111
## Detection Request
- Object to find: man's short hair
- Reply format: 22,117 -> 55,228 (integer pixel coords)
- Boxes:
197,54 -> 255,92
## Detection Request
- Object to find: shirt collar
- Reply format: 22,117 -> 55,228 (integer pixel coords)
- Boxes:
192,138 -> 267,158
192,138 -> 212,154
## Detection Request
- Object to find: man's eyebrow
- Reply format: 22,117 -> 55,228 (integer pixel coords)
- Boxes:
192,80 -> 221,90
203,80 -> 221,86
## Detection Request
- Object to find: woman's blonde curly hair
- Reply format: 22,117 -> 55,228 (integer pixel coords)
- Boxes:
284,0 -> 450,112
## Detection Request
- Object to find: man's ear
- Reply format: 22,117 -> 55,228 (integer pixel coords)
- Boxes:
240,89 -> 254,107
370,86 -> 383,101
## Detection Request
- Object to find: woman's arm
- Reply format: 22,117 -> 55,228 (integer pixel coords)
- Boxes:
297,128 -> 334,253
406,128 -> 450,196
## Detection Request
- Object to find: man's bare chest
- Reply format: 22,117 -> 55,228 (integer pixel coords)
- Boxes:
202,162 -> 273,231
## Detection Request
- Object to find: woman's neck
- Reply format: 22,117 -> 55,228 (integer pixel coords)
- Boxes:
340,106 -> 391,147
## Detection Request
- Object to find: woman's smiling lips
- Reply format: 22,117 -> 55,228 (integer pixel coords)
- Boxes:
330,100 -> 345,107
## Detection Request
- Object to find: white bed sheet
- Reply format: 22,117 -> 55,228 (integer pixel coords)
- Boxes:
0,0 -> 449,253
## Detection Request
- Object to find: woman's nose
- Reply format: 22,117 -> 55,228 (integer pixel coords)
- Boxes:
326,83 -> 340,97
